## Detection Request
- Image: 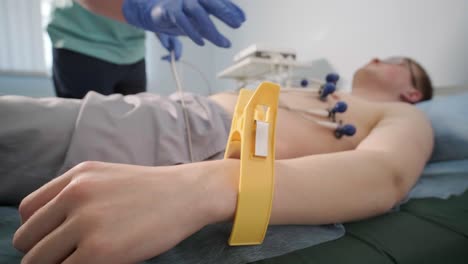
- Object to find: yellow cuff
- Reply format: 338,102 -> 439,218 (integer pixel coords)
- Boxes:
224,82 -> 280,246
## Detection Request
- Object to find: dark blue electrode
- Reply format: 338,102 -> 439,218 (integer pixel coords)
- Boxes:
335,124 -> 356,138
320,82 -> 336,100
328,101 -> 348,122
326,73 -> 340,84
332,101 -> 347,114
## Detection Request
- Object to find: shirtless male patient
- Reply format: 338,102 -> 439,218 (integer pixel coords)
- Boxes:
8,57 -> 434,263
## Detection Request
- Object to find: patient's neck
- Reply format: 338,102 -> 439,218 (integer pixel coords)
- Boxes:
351,85 -> 399,103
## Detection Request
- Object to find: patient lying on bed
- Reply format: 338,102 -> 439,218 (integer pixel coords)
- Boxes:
5,57 -> 434,263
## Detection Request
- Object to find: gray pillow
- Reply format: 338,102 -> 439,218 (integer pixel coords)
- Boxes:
416,92 -> 468,163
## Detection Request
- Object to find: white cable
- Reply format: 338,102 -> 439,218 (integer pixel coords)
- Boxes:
286,106 -> 329,118
280,87 -> 320,93
179,60 -> 213,95
298,113 -> 338,130
170,51 -> 194,163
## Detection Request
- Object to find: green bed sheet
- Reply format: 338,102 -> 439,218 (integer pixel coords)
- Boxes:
251,190 -> 468,264
1,191 -> 467,264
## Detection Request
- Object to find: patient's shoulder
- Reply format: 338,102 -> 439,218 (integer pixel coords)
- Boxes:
341,93 -> 427,121
382,101 -> 429,122
371,101 -> 433,151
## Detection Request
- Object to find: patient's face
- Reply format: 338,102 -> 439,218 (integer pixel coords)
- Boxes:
353,57 -> 423,103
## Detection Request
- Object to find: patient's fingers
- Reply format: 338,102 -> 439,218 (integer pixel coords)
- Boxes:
13,195 -> 67,253
62,244 -> 114,264
21,218 -> 78,264
61,249 -> 81,264
18,166 -> 76,223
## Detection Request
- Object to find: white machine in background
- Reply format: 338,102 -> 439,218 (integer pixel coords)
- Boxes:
216,45 -> 355,139
232,44 -> 297,62
217,44 -> 332,89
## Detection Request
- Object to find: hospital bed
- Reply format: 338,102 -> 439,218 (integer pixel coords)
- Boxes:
252,190 -> 468,264
1,90 -> 468,264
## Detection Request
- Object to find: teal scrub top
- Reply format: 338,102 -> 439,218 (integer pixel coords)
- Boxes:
47,2 -> 146,65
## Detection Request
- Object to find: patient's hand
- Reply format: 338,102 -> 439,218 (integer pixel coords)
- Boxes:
13,160 -> 237,264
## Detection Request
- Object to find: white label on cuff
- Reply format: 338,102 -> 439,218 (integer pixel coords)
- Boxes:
255,120 -> 269,157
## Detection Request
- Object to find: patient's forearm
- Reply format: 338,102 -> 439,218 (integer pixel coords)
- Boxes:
212,151 -> 415,226
75,0 -> 126,22
270,151 -> 407,224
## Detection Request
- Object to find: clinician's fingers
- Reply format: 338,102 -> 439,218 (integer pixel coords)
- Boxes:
161,54 -> 171,61
21,218 -> 78,264
13,196 -> 67,253
157,33 -> 171,50
200,0 -> 246,28
158,34 -> 183,61
172,11 -> 205,46
226,1 -> 246,23
184,2 -> 230,48
18,168 -> 74,223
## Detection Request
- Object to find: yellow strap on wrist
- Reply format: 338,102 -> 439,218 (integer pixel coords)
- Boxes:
224,82 -> 280,246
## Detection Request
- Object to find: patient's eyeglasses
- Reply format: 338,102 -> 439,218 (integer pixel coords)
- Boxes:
381,57 -> 418,89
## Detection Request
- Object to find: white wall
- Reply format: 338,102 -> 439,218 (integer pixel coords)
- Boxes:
0,0 -> 46,74
209,0 -> 468,91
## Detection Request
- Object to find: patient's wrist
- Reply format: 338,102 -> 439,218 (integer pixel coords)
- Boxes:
201,159 -> 239,224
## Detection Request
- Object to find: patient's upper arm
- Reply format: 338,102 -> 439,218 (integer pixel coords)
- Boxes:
357,103 -> 434,194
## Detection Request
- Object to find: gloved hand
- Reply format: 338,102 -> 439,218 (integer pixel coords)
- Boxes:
122,0 -> 246,48
156,33 -> 183,61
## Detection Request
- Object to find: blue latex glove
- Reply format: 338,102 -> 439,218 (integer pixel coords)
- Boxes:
122,0 -> 246,48
156,33 -> 183,61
